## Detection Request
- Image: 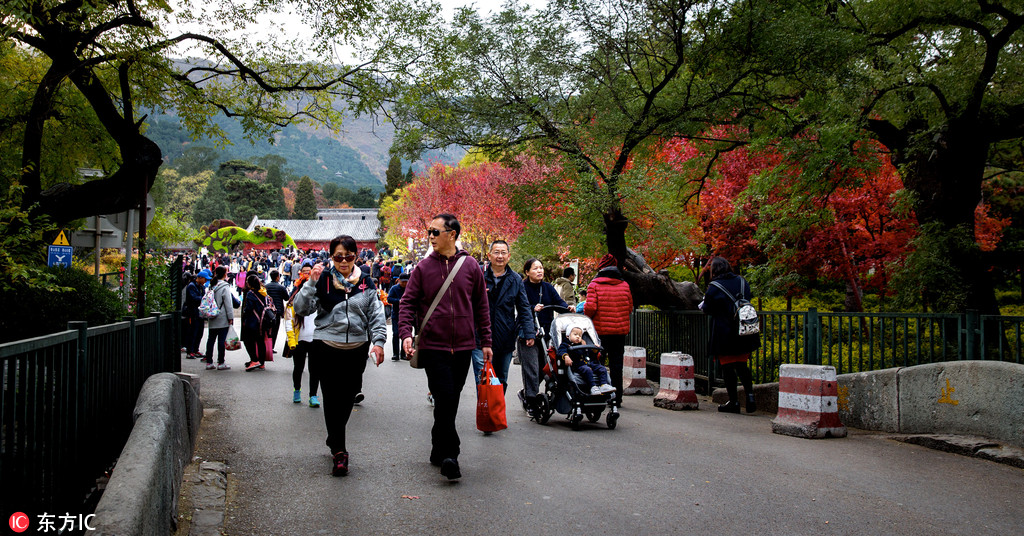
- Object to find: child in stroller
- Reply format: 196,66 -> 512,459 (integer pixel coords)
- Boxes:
526,312 -> 620,430
558,327 -> 616,396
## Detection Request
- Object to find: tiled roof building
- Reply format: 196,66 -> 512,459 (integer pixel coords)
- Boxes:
244,212 -> 380,252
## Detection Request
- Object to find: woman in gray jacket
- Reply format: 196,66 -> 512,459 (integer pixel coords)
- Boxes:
204,265 -> 235,370
293,234 -> 387,477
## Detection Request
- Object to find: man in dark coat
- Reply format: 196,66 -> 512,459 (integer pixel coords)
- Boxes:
473,240 -> 536,389
399,214 -> 492,481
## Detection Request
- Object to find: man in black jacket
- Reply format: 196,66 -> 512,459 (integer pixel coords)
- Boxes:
264,269 -> 290,353
473,240 -> 536,389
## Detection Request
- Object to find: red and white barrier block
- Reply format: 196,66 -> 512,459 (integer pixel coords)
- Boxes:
653,352 -> 698,410
771,364 -> 847,439
622,346 -> 654,395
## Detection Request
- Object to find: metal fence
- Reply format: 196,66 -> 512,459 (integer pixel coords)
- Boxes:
630,309 -> 1024,391
1,315 -> 179,514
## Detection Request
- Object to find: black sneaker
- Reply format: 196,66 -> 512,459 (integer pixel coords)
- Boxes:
354,392 -> 365,404
440,458 -> 461,480
718,401 -> 741,413
332,451 -> 349,477
746,395 -> 757,413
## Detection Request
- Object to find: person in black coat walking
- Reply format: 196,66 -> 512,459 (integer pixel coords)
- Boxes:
264,269 -> 290,353
700,256 -> 761,414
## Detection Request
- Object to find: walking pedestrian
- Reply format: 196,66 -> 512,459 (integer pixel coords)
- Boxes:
517,258 -> 566,417
204,266 -> 235,370
183,270 -> 207,358
293,235 -> 387,476
700,256 -> 760,413
553,266 -> 577,308
285,262 -> 320,407
387,272 -> 410,361
241,274 -> 272,371
584,254 -> 633,403
264,269 -> 289,353
399,213 -> 492,481
472,240 -> 535,390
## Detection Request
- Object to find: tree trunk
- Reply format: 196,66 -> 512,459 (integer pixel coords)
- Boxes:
880,118 -> 999,315
30,134 -> 162,223
600,210 -> 703,309
886,119 -> 1000,315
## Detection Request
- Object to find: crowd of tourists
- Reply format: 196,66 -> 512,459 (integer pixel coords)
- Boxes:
178,214 -> 759,482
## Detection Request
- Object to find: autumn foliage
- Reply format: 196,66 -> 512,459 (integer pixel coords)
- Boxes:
381,160 -> 555,257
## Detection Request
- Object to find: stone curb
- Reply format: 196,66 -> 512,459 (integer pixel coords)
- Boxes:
91,373 -> 203,536
888,434 -> 1024,469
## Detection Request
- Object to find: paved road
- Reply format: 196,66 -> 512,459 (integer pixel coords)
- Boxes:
182,328 -> 1023,535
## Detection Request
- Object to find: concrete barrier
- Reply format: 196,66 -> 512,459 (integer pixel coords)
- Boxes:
898,361 -> 1024,448
622,346 -> 654,395
92,373 -> 202,536
836,367 -> 900,433
653,352 -> 698,410
772,364 -> 847,439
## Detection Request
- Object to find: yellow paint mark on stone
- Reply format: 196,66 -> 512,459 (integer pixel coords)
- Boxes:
937,378 -> 960,406
837,386 -> 850,412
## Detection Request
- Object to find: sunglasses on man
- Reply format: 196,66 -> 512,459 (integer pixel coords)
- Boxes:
426,228 -> 452,237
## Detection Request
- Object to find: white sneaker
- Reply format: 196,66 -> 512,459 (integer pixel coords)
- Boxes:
599,384 -> 615,394
590,386 -> 602,396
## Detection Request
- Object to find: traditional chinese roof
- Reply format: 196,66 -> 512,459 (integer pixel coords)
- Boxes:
246,214 -> 379,243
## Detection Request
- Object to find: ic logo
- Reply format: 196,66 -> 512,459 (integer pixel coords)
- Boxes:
8,512 -> 30,533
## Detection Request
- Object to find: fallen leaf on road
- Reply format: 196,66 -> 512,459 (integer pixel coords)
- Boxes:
401,495 -> 420,500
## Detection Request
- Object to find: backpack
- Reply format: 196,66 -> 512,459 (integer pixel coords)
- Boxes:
262,295 -> 277,326
198,287 -> 220,319
709,278 -> 760,336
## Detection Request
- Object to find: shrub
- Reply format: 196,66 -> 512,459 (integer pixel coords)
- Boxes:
0,266 -> 125,343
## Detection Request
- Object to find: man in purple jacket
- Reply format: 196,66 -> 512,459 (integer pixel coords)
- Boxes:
400,213 -> 493,481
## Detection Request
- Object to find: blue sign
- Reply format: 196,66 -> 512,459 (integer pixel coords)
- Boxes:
48,245 -> 74,268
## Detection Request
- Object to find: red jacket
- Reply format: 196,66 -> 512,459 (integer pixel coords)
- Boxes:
584,268 -> 633,335
398,249 -> 492,351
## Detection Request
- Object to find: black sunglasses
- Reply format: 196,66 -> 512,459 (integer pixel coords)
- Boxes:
332,253 -> 357,262
426,228 -> 451,237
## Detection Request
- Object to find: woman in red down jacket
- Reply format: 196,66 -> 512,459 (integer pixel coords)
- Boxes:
584,254 -> 633,403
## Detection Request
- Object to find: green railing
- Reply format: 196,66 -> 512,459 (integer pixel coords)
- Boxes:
0,314 -> 180,515
630,309 -> 1024,390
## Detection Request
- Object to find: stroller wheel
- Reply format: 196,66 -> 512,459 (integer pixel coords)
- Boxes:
607,412 -> 619,430
537,395 -> 553,424
570,412 -> 584,430
586,411 -> 601,423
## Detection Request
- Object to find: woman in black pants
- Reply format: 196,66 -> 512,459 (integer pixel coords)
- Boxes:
700,256 -> 761,413
286,261 -> 320,406
293,235 -> 387,476
241,274 -> 271,371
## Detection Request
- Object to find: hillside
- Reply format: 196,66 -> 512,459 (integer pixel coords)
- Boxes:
146,112 -> 465,190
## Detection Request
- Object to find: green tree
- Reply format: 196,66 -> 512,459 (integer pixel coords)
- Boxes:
322,182 -> 340,201
293,176 -> 319,219
193,175 -> 231,226
391,0 -> 751,307
730,0 -> 1024,313
162,170 -> 214,225
172,145 -> 221,177
379,154 -> 409,204
351,186 -> 378,208
2,0 -> 435,224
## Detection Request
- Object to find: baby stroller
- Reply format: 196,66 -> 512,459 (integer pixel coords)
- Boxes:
518,306 -> 620,430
